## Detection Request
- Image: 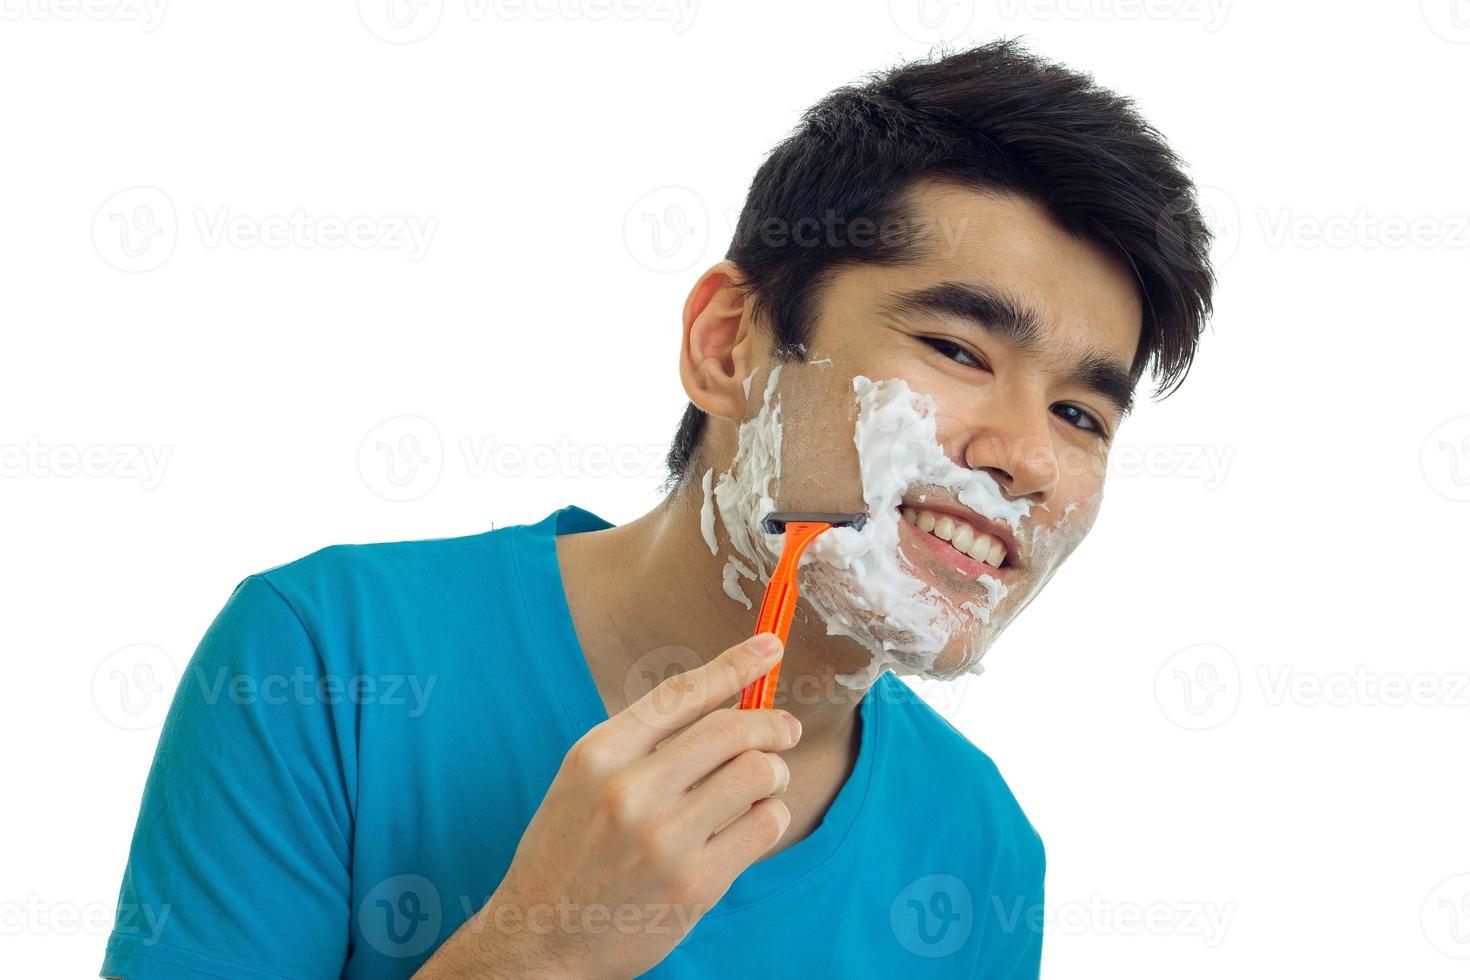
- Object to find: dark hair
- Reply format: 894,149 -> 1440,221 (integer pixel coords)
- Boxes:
663,38 -> 1215,490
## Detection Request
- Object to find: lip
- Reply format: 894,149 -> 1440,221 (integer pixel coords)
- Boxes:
897,497 -> 1024,577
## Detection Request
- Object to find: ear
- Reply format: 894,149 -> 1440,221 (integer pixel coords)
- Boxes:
678,260 -> 758,422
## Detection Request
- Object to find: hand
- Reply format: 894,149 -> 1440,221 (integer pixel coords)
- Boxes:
417,632 -> 802,979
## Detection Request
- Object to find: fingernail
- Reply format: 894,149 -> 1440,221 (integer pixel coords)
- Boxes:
750,633 -> 782,657
784,712 -> 802,742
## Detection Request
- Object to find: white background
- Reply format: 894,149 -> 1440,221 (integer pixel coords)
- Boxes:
3,1 -> 1468,976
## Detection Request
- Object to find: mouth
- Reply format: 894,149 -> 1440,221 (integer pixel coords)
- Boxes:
896,499 -> 1021,580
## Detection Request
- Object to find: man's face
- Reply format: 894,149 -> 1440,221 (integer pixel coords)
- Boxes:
708,179 -> 1142,680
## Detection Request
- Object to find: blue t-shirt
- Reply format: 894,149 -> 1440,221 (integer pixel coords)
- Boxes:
102,505 -> 1044,979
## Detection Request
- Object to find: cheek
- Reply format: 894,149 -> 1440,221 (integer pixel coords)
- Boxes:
1030,484 -> 1104,564
1055,440 -> 1108,501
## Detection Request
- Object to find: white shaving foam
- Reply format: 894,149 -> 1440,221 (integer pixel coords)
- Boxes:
721,555 -> 757,609
706,367 -> 1097,686
699,467 -> 717,556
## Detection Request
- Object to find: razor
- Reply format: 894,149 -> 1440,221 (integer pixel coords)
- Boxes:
737,510 -> 869,710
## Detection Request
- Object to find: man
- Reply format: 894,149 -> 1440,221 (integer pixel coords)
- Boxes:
102,40 -> 1213,979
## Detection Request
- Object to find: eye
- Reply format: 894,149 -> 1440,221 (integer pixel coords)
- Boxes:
1053,403 -> 1105,435
921,336 -> 988,371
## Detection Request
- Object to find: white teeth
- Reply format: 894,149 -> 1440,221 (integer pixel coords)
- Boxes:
966,532 -> 996,562
901,504 -> 1010,568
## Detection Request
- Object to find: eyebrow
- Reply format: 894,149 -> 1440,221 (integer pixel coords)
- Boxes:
876,280 -> 1136,418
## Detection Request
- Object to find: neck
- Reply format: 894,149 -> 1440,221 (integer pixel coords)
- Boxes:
556,479 -> 878,753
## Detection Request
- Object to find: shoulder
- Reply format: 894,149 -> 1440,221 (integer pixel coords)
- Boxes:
254,525 -> 509,601
211,524 -> 519,678
248,525 -> 513,625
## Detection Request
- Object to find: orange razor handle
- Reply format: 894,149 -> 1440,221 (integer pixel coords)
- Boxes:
737,521 -> 832,711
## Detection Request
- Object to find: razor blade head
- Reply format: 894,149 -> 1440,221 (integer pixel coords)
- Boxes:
761,511 -> 869,534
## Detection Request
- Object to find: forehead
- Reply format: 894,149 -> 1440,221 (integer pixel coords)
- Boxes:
845,177 -> 1144,365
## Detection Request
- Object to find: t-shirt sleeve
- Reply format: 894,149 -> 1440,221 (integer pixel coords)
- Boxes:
101,574 -> 355,980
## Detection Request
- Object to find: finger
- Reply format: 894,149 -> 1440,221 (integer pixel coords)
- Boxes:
682,748 -> 790,839
637,705 -> 798,795
703,797 -> 791,878
608,633 -> 784,753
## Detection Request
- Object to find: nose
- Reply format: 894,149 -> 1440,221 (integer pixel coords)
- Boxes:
959,398 -> 1059,503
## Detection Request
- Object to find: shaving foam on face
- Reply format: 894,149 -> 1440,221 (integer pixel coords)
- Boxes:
721,555 -> 757,609
699,468 -> 718,556
711,364 -> 787,582
707,367 -> 1098,687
